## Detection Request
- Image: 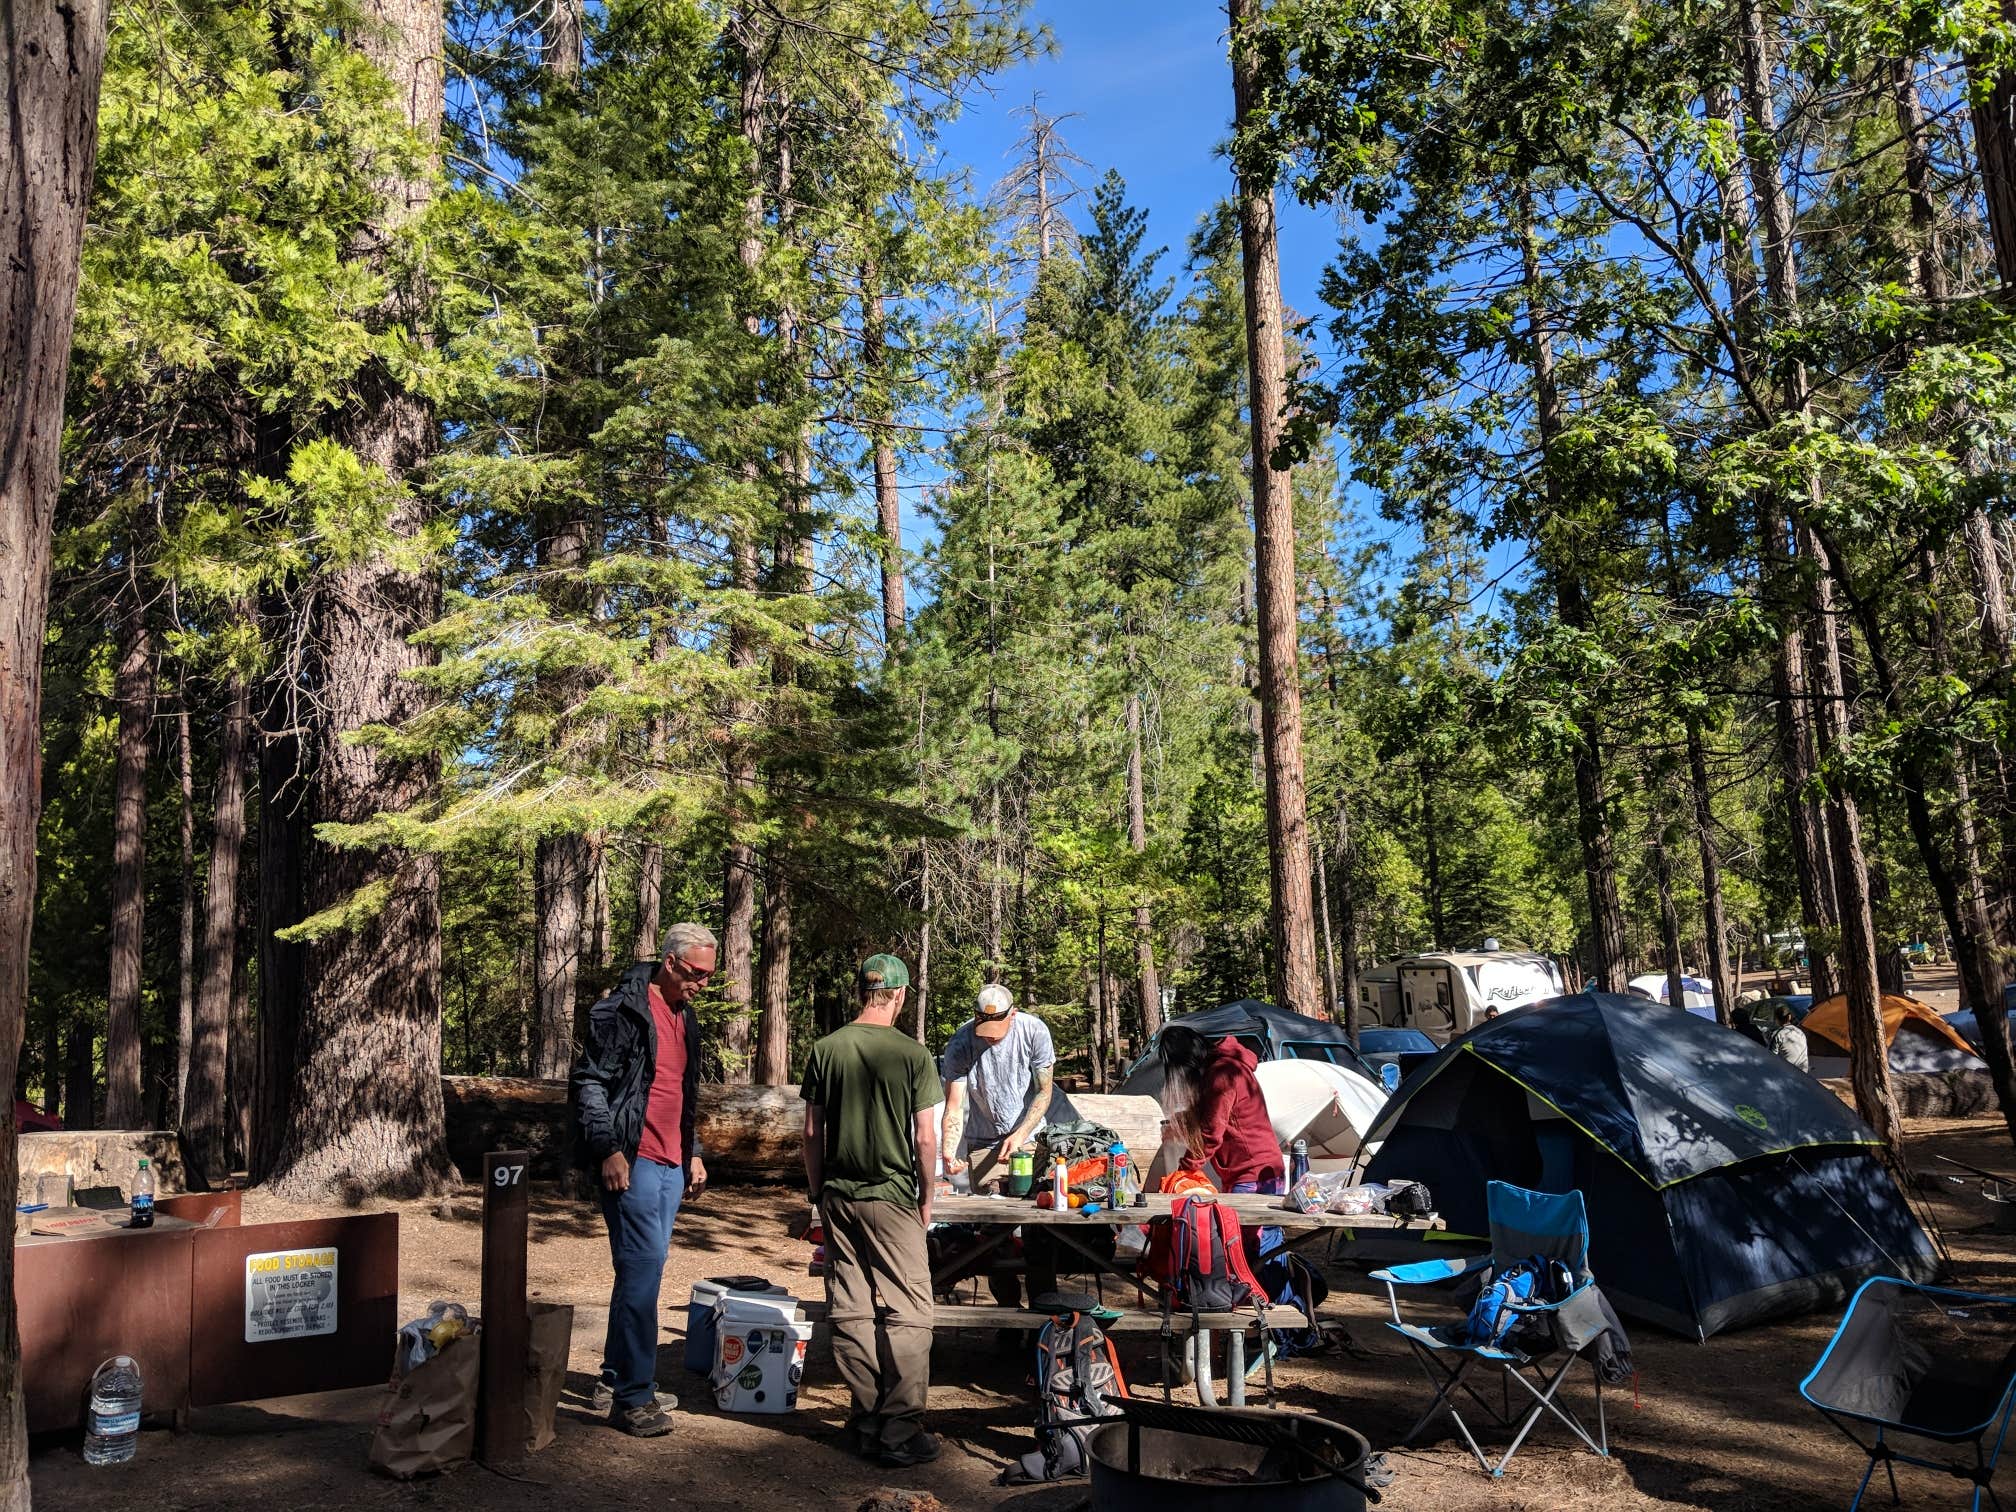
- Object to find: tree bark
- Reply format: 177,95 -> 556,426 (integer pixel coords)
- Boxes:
65,1019 -> 96,1131
756,860 -> 793,1084
185,676 -> 249,1187
1125,685 -> 1162,1035
633,843 -> 663,963
1314,830 -> 1339,1020
1970,3 -> 2016,291
915,845 -> 932,1043
862,262 -> 905,651
1653,830 -> 1686,1013
532,835 -> 585,1078
2,0 -> 111,1496
1688,720 -> 1737,1025
175,691 -> 196,1124
105,576 -> 151,1127
265,0 -> 453,1199
229,850 -> 255,1169
1334,803 -> 1361,1040
1230,0 -> 1322,1017
254,671 -> 305,1179
720,9 -> 768,1084
1737,0 -> 1897,1139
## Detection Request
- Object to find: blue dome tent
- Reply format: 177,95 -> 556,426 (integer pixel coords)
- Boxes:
1115,999 -> 1378,1098
1359,992 -> 1938,1339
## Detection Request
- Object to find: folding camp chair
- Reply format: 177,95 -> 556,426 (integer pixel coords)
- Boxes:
1370,1181 -> 1607,1476
1800,1276 -> 2016,1511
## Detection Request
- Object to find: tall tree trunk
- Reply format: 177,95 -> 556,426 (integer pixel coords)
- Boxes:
1421,775 -> 1445,948
1,3 -> 110,1497
756,860 -> 792,1084
1334,803 -> 1361,1040
862,262 -> 905,651
1314,831 -> 1339,1018
1126,684 -> 1162,1035
185,676 -> 249,1187
1230,0 -> 1322,1016
1970,6 -> 2016,291
1653,829 -> 1686,1012
1838,553 -> 2016,1146
266,0 -> 453,1199
66,1019 -> 96,1131
1518,188 -> 1628,992
720,10 -> 769,1083
106,576 -> 151,1127
229,853 -> 255,1169
175,689 -> 197,1125
915,845 -> 932,1043
1688,720 -> 1737,1025
42,1003 -> 60,1117
532,837 -> 584,1078
633,843 -> 663,962
1707,74 -> 1840,1000
1091,915 -> 1110,1092
254,671 -> 305,1179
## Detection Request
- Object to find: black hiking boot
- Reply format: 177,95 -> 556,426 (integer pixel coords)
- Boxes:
879,1430 -> 942,1467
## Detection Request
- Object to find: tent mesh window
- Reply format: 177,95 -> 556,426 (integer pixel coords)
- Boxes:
1808,1281 -> 2016,1446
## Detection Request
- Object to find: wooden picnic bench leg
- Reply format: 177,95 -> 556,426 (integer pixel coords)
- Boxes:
930,1226 -> 1017,1295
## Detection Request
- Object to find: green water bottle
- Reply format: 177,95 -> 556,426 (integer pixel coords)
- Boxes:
1009,1148 -> 1034,1197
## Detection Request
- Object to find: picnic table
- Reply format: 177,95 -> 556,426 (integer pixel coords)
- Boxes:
792,1188 -> 1440,1407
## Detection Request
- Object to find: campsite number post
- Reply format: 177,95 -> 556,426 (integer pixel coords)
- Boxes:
478,1149 -> 531,1466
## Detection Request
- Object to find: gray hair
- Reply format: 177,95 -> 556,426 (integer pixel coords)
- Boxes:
660,921 -> 719,963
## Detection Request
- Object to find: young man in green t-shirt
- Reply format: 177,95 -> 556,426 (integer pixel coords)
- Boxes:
801,953 -> 943,1466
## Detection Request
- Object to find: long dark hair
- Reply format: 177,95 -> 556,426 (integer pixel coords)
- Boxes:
1158,1025 -> 1212,1078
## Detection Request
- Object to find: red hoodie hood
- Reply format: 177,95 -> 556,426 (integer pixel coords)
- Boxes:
1214,1035 -> 1260,1072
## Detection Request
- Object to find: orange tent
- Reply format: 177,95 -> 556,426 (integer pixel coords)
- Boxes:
1802,993 -> 1980,1061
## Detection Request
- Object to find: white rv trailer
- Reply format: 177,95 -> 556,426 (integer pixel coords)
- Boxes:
1354,947 -> 1566,1042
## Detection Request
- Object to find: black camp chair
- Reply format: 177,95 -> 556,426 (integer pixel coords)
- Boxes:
1371,1181 -> 1607,1476
1801,1277 -> 2016,1511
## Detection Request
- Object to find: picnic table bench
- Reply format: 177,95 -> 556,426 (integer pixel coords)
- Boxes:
788,1188 -> 1437,1407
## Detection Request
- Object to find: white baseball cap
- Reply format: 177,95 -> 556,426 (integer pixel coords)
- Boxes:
974,983 -> 1015,1042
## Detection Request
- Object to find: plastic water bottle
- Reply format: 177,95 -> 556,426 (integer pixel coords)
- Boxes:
130,1157 -> 154,1229
83,1355 -> 142,1464
1109,1141 -> 1135,1206
1290,1139 -> 1310,1185
1051,1155 -> 1069,1208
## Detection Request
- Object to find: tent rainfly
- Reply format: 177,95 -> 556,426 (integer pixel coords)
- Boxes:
1358,992 -> 1938,1339
1800,993 -> 1984,1079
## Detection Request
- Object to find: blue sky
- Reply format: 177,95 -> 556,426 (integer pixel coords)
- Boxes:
934,2 -> 1345,338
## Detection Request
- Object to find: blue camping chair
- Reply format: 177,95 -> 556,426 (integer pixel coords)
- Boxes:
1370,1181 -> 1608,1475
1801,1277 -> 2016,1511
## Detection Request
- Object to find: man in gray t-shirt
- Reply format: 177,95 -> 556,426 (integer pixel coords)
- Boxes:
941,985 -> 1055,1190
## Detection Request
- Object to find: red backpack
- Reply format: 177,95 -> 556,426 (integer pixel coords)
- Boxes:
1141,1196 -> 1268,1312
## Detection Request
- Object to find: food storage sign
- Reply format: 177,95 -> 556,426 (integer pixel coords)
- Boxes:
244,1247 -> 338,1342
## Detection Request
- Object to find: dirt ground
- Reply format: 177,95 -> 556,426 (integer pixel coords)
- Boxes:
30,1109 -> 2016,1512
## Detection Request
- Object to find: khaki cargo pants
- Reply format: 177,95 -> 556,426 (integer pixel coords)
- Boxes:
820,1191 -> 933,1448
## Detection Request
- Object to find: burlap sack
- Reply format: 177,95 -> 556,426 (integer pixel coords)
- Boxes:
524,1302 -> 574,1453
368,1332 -> 480,1479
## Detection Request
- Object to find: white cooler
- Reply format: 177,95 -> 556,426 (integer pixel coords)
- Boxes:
711,1293 -> 810,1415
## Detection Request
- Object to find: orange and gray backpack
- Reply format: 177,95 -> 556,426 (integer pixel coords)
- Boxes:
999,1297 -> 1128,1483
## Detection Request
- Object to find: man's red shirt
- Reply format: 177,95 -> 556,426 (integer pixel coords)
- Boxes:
636,981 -> 689,1166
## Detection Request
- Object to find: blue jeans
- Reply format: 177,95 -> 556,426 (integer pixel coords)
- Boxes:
599,1157 -> 686,1409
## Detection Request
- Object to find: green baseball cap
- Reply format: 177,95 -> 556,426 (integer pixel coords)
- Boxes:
858,953 -> 910,992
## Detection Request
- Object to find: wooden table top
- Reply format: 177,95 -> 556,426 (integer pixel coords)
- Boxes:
929,1190 -> 1434,1231
18,1210 -> 199,1246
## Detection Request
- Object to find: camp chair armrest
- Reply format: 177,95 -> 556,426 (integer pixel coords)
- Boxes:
1372,1257 -> 1492,1287
1372,1255 -> 1492,1325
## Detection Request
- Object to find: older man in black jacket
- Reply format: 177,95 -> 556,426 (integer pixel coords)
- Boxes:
572,921 -> 714,1436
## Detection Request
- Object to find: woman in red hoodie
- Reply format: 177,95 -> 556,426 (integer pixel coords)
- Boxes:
1159,1026 -> 1284,1192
